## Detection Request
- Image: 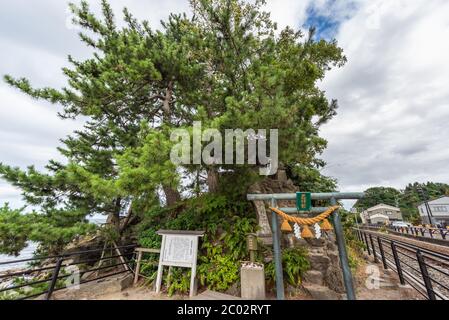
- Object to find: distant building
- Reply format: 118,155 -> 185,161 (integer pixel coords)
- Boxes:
360,204 -> 403,225
418,196 -> 449,225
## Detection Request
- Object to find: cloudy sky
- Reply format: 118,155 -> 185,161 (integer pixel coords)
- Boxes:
1,0 -> 449,209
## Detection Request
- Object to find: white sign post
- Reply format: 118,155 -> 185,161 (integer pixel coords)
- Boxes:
155,230 -> 204,297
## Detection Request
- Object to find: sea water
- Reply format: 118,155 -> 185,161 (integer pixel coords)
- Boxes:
0,215 -> 106,272
0,242 -> 38,272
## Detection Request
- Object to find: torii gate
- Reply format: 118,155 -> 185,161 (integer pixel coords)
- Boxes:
247,192 -> 365,300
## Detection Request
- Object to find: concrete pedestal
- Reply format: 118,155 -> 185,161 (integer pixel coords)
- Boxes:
241,262 -> 266,300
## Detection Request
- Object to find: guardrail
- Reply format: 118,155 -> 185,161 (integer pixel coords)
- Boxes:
366,224 -> 449,241
355,229 -> 449,300
0,244 -> 137,300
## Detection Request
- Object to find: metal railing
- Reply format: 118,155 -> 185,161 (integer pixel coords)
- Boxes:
366,224 -> 449,241
0,244 -> 137,300
355,229 -> 449,300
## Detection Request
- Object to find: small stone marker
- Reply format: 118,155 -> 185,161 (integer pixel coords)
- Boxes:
155,230 -> 204,297
241,262 -> 266,300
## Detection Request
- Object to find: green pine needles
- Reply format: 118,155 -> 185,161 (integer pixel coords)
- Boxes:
1,0 -> 346,292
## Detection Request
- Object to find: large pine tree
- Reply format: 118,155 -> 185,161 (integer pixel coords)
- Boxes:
0,0 -> 346,255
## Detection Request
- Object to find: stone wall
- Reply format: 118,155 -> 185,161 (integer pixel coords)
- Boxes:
248,170 -> 298,245
295,236 -> 345,299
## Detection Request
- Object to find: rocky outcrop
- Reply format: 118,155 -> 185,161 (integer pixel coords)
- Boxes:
248,171 -> 346,300
248,170 -> 298,209
251,200 -> 273,245
302,283 -> 342,300
294,235 -> 345,298
304,270 -> 324,285
248,170 -> 298,245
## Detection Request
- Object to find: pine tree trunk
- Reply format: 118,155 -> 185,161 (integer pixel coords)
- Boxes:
163,185 -> 181,206
119,203 -> 134,233
207,167 -> 219,193
162,81 -> 173,116
160,80 -> 180,207
106,198 -> 122,234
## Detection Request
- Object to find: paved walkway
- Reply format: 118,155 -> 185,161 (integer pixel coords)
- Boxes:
76,287 -> 241,300
192,290 -> 241,300
355,258 -> 423,300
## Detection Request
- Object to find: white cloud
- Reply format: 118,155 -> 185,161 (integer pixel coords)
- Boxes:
0,183 -> 22,208
320,0 -> 449,193
95,0 -> 190,28
0,86 -> 83,166
0,86 -> 84,209
264,0 -> 312,31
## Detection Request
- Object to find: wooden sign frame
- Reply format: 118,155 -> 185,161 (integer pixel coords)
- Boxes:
155,230 -> 204,297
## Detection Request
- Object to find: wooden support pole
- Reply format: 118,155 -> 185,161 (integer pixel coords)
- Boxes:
133,248 -> 160,285
95,242 -> 109,277
167,266 -> 173,289
113,241 -> 131,272
134,250 -> 143,284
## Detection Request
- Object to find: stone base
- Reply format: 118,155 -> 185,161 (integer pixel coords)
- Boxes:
257,233 -> 273,246
240,263 -> 266,300
304,270 -> 324,285
303,284 -> 341,300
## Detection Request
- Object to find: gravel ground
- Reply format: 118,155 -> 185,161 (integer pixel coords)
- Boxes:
366,230 -> 449,255
385,227 -> 449,242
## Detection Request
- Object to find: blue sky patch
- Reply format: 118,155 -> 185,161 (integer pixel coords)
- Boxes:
304,0 -> 359,40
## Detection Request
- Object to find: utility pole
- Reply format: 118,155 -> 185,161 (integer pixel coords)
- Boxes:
395,194 -> 400,208
417,186 -> 433,226
351,207 -> 360,228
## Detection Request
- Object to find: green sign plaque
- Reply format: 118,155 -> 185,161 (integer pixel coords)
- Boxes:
296,192 -> 312,212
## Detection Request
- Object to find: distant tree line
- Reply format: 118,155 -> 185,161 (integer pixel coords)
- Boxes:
354,182 -> 449,223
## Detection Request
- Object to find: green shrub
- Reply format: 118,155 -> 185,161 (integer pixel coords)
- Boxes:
166,268 -> 190,296
198,251 -> 239,291
136,195 -> 257,294
340,210 -> 366,270
266,247 -> 310,287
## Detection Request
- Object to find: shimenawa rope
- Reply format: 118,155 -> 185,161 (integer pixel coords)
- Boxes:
269,206 -> 340,226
